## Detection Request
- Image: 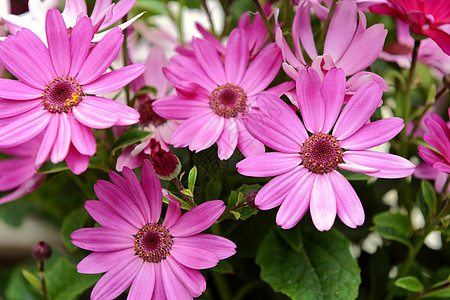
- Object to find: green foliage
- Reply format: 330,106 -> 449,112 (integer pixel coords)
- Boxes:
61,208 -> 92,252
421,180 -> 437,217
394,276 -> 424,292
373,211 -> 413,247
37,161 -> 70,174
111,128 -> 152,155
256,227 -> 360,300
188,166 -> 197,192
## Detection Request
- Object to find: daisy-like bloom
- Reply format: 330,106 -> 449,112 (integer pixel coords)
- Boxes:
116,47 -> 180,171
0,10 -> 144,174
418,109 -> 450,174
71,160 -> 236,299
237,67 -> 415,231
309,0 -> 388,18
0,136 -> 44,205
2,0 -> 138,42
415,163 -> 450,194
370,0 -> 450,55
153,28 -> 286,160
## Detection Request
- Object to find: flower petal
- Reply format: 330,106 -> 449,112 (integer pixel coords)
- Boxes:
166,256 -> 206,297
225,28 -> 248,84
46,9 -> 70,77
122,166 -> 153,224
36,114 -> 59,166
68,116 -> 96,156
77,248 -> 135,274
310,174 -> 337,231
217,118 -> 238,160
0,99 -> 42,118
174,234 -> 236,260
0,78 -> 43,101
160,259 -> 192,300
235,118 -> 265,157
84,200 -> 138,233
162,190 -> 181,228
141,160 -> 162,223
193,38 -> 226,85
65,145 -> 89,174
152,95 -> 209,120
189,113 -> 224,153
71,227 -> 134,252
68,16 -> 93,77
321,68 -> 346,133
128,261 -> 156,300
170,243 -> 220,270
50,113 -> 71,163
236,152 -> 301,177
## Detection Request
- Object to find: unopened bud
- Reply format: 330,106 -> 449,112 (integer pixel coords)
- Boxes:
444,74 -> 450,90
149,139 -> 181,180
246,190 -> 259,210
31,241 -> 52,262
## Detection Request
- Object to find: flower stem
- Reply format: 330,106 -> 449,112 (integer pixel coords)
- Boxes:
121,14 -> 131,107
404,39 -> 421,123
251,0 -> 274,41
316,0 -> 338,54
171,177 -> 196,208
409,281 -> 450,300
201,0 -> 216,36
39,261 -> 47,300
283,0 -> 291,31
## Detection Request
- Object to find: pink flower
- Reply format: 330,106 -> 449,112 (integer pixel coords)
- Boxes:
370,0 -> 450,55
153,28 -> 287,160
71,160 -> 236,299
309,0 -> 388,18
0,9 -> 144,174
116,47 -> 180,171
418,109 -> 450,174
237,68 -> 415,231
414,163 -> 450,194
0,136 -> 44,205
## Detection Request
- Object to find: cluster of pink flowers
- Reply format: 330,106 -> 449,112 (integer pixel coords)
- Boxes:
0,0 -> 449,298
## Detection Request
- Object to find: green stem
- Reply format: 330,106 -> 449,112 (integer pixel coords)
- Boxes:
211,271 -> 232,300
283,0 -> 291,31
201,0 -> 216,36
171,177 -> 196,208
409,281 -> 450,300
252,0 -> 275,41
39,261 -> 47,300
121,14 -> 131,107
316,0 -> 338,54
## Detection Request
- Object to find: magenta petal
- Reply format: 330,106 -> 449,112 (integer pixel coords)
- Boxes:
343,150 -> 416,178
36,114 -> 59,166
65,145 -> 89,175
235,118 -> 265,157
128,261 -> 156,299
68,17 -> 93,77
50,113 -> 71,163
340,118 -> 404,150
296,68 -> 325,133
255,166 -> 306,210
166,257 -> 206,297
189,113 -> 224,152
153,96 -> 209,120
77,28 -> 124,85
170,243 -> 220,269
91,256 -> 142,300
418,146 -> 444,167
333,81 -> 383,140
424,117 -> 450,159
170,115 -> 206,148
217,118 -> 238,160
77,248 -> 134,274
122,166 -> 153,224
276,171 -> 314,229
68,116 -> 96,156
71,227 -> 134,252
328,171 -> 364,228
116,147 -> 147,172
83,64 -> 146,94
0,79 -> 43,100
425,28 -> 450,56
84,200 -> 138,233
434,162 -> 450,173
310,174 -> 337,231
236,152 -> 301,177
193,38 -> 226,85
46,9 -> 70,77
0,99 -> 42,118
174,234 -> 236,260
293,2 -> 316,62
321,68 -> 346,133
80,97 -> 139,126
72,98 -> 119,129
169,200 -> 225,237
0,157 -> 36,191
225,28 -> 249,84
141,160 -> 162,222
162,190 -> 181,228
0,175 -> 44,205
152,263 -> 167,299
160,260 -> 192,300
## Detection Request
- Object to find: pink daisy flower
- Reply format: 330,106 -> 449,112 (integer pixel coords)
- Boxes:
418,109 -> 450,174
0,9 -> 144,174
237,67 -> 415,231
71,160 -> 236,299
153,27 -> 287,160
414,163 -> 450,194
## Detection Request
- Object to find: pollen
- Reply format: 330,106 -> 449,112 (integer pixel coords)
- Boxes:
42,77 -> 83,113
133,223 -> 174,263
300,132 -> 344,174
210,83 -> 247,118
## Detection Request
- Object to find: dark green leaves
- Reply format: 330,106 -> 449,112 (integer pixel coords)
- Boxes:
394,276 -> 424,292
373,212 -> 412,247
421,180 -> 437,217
111,128 -> 152,155
256,227 -> 360,300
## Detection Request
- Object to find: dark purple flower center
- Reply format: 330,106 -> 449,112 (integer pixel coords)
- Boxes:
210,83 -> 247,118
138,96 -> 167,127
134,223 -> 174,263
300,133 -> 344,174
42,77 -> 83,113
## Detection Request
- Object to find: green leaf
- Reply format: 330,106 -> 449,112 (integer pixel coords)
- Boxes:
340,170 -> 372,181
422,281 -> 450,298
37,161 -> 70,174
421,180 -> 437,217
212,260 -> 234,274
231,210 -> 241,220
394,276 -> 424,292
373,211 -> 412,247
256,228 -> 361,300
46,257 -> 101,300
6,267 -> 41,300
227,184 -> 261,209
22,269 -> 41,292
61,207 -> 92,252
188,166 -> 197,192
111,128 -> 152,155
234,206 -> 258,221
162,192 -> 190,210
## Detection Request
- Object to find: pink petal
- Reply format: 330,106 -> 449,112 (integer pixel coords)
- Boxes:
128,261 -> 156,300
414,163 -> 438,180
162,190 -> 181,228
68,17 -> 93,77
217,118 -> 238,160
0,99 -> 42,118
333,81 -> 383,140
169,200 -> 225,237
84,200 -> 138,233
166,256 -> 206,297
418,146 -> 443,167
71,227 -> 134,252
68,116 -> 96,156
36,114 -> 59,166
236,152 -> 301,177
293,2 -> 316,62
72,97 -> 119,129
77,248 -> 135,274
122,166 -> 153,224
83,64 -> 146,94
310,174 -> 337,231
163,57 -> 216,91
434,162 -> 450,173
321,68 -> 346,133
141,160 -> 162,223
65,145 -> 89,174
170,114 -> 207,148
152,95 -> 210,120
50,113 -> 71,163
192,38 -> 226,85
160,259 -> 192,300
152,263 -> 167,299
143,46 -> 170,97
276,26 -> 302,69
76,28 -> 124,85
62,0 -> 87,25
189,113 -> 224,153
425,28 -> 450,56
255,166 -> 306,210
328,170 -> 364,228
296,68 -> 325,133
91,256 -> 142,300
174,234 -> 236,260
46,9 -> 70,77
424,117 -> 450,159
343,150 -> 416,178
225,28 -> 248,84
276,170 -> 314,229
0,157 -> 36,191
235,118 -> 265,157
340,117 -> 404,150
0,174 -> 44,205
0,79 -> 42,101
116,147 -> 146,172
170,243 -> 220,269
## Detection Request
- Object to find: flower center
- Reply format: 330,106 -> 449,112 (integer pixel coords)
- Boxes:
210,83 -> 247,118
300,133 -> 344,174
133,223 -> 174,263
138,96 -> 167,127
42,77 -> 83,113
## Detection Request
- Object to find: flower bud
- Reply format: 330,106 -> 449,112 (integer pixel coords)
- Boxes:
31,241 -> 52,262
246,190 -> 259,210
149,139 -> 181,180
